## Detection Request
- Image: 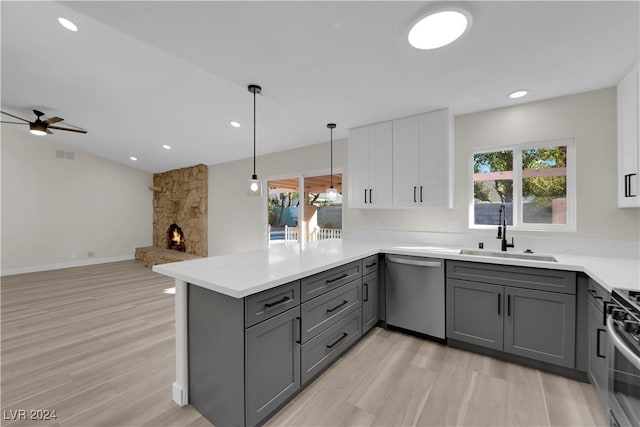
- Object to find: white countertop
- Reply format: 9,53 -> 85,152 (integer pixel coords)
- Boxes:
152,239 -> 640,298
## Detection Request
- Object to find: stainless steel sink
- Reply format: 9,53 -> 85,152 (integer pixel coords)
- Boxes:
458,249 -> 557,262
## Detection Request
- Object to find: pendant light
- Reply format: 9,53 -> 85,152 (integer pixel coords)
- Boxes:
247,84 -> 262,197
326,123 -> 338,202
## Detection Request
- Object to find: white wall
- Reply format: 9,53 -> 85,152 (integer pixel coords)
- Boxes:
209,141 -> 346,255
209,88 -> 639,256
345,87 -> 640,242
1,126 -> 153,274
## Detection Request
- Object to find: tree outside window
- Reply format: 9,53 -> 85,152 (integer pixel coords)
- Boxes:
471,139 -> 575,231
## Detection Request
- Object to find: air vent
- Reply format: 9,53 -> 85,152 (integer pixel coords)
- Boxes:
55,150 -> 75,160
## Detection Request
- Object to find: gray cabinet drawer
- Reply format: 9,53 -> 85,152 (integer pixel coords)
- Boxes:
587,278 -> 609,313
301,261 -> 362,302
446,261 -> 576,294
301,279 -> 361,343
362,255 -> 379,276
245,280 -> 300,327
301,309 -> 362,385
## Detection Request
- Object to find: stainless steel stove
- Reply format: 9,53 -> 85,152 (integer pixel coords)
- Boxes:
607,289 -> 640,427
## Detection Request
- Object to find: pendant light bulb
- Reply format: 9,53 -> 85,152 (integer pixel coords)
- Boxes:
247,84 -> 262,197
326,123 -> 337,202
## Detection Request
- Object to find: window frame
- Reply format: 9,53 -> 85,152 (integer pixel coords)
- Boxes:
468,138 -> 576,232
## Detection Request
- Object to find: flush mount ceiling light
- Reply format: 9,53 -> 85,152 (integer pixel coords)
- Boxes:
58,17 -> 78,32
509,90 -> 529,99
408,8 -> 472,50
247,84 -> 262,197
326,123 -> 338,202
162,144 -> 172,150
230,120 -> 241,128
129,156 -> 138,161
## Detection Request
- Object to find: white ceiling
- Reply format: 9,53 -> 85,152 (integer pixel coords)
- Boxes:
2,1 -> 638,173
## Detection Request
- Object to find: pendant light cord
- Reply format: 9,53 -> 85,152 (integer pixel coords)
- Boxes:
327,123 -> 336,189
253,89 -> 256,177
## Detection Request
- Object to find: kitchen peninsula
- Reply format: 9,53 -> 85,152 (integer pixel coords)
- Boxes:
153,238 -> 639,427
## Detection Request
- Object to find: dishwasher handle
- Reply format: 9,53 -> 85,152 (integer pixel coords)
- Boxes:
386,255 -> 442,268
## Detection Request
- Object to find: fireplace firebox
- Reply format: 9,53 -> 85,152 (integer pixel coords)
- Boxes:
167,223 -> 186,252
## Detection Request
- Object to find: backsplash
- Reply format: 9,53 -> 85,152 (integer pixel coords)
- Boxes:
343,229 -> 639,259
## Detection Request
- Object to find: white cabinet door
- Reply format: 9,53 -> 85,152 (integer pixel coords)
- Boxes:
368,122 -> 393,208
392,109 -> 452,208
348,126 -> 371,209
393,116 -> 420,207
419,109 -> 452,208
618,62 -> 639,208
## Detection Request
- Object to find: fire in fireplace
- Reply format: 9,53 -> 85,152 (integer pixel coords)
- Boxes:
167,223 -> 186,252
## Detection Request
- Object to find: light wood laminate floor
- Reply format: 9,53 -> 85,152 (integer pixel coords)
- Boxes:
1,260 -> 605,427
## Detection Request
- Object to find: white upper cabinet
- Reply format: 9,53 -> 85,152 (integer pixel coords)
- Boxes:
347,122 -> 393,209
393,109 -> 453,208
618,62 -> 639,208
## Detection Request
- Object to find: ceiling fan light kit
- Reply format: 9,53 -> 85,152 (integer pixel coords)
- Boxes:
1,109 -> 87,136
247,84 -> 262,197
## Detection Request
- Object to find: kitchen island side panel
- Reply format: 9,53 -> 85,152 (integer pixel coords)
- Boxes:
189,283 -> 245,427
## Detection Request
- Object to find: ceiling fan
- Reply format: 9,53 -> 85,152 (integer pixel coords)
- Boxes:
1,109 -> 87,135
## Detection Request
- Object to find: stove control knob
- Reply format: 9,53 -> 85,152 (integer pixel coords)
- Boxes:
612,309 -> 627,321
624,320 -> 639,334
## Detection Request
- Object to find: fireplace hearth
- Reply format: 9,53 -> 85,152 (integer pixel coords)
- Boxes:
167,223 -> 186,252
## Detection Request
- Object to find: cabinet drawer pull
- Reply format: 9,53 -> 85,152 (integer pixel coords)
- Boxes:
369,189 -> 373,204
365,261 -> 377,268
420,186 -> 423,203
498,293 -> 501,315
413,186 -> 417,203
326,300 -> 349,313
364,283 -> 369,302
264,296 -> 290,308
364,189 -> 368,203
326,273 -> 349,284
596,328 -> 606,359
588,289 -> 603,300
507,295 -> 511,317
326,332 -> 348,349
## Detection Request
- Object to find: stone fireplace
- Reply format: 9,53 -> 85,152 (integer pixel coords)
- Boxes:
135,164 -> 208,267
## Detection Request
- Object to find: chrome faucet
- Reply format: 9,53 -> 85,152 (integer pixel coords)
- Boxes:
497,204 -> 515,251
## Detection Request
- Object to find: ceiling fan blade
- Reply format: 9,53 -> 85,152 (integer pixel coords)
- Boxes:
46,129 -> 53,135
0,121 -> 28,125
1,111 -> 30,122
43,116 -> 64,125
48,125 -> 87,134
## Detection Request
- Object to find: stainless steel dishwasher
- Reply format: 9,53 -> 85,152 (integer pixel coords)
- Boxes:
385,254 -> 445,339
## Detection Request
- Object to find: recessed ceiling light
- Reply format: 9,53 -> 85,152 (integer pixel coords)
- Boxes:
129,156 -> 138,161
162,144 -> 172,150
408,9 -> 471,50
509,90 -> 529,99
58,17 -> 78,32
230,121 -> 241,128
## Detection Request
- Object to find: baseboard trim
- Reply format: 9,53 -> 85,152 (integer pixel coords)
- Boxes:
1,255 -> 135,277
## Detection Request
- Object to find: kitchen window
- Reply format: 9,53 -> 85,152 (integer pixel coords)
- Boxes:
469,139 -> 576,231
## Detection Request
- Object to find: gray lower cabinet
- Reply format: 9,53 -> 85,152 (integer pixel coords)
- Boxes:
587,280 -> 609,408
362,271 -> 378,333
246,307 -> 301,427
189,258 -> 372,427
446,279 -> 503,351
446,262 -> 577,369
504,286 -> 575,368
